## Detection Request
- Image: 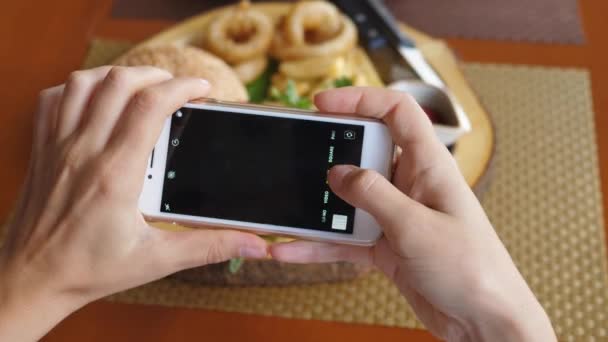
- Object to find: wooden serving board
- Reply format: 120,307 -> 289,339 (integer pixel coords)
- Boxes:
116,3 -> 495,286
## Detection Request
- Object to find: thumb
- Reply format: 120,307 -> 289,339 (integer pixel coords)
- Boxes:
154,228 -> 268,272
328,165 -> 429,242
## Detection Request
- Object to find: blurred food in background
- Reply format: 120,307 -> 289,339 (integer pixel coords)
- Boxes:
116,0 -> 383,110
203,0 -> 376,109
115,44 -> 249,101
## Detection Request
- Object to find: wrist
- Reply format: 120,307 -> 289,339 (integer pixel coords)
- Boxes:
466,302 -> 554,342
0,266 -> 85,341
464,276 -> 556,342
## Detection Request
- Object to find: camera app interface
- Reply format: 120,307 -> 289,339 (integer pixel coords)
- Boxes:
160,107 -> 365,234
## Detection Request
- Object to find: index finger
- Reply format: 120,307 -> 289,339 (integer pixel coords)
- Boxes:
315,86 -> 448,157
108,77 -> 211,163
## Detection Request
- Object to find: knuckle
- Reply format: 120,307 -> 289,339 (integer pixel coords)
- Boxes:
38,86 -> 62,105
204,236 -> 231,264
38,88 -> 51,101
104,66 -> 132,89
38,88 -> 54,101
397,92 -> 417,107
130,88 -> 161,113
66,70 -> 90,90
348,169 -> 381,194
147,66 -> 173,78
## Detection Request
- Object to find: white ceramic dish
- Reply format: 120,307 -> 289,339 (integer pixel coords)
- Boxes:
389,80 -> 471,145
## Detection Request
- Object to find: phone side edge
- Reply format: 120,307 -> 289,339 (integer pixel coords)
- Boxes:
351,120 -> 394,245
138,116 -> 171,217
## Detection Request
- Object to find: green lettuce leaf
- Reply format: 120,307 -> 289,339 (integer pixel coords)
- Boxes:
246,61 -> 277,103
228,258 -> 244,274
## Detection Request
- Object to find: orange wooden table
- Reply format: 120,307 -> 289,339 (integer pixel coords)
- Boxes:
1,1 -> 606,341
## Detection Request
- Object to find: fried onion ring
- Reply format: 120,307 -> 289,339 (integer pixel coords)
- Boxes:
284,1 -> 342,45
205,0 -> 274,64
233,56 -> 268,84
270,14 -> 357,61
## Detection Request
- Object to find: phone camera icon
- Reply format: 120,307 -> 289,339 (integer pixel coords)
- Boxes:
344,130 -> 356,140
167,170 -> 176,179
171,138 -> 180,147
175,110 -> 183,118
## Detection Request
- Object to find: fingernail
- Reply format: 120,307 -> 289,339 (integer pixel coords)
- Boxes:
198,78 -> 210,87
239,246 -> 267,259
330,165 -> 357,186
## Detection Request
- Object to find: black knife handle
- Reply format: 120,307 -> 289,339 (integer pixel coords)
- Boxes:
331,0 -> 416,49
330,0 -> 419,83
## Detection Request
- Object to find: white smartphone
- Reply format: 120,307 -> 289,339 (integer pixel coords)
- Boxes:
139,100 -> 394,246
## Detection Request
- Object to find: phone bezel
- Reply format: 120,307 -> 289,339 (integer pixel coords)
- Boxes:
138,101 -> 394,246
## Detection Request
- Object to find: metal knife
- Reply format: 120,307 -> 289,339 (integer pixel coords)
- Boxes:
332,0 -> 445,88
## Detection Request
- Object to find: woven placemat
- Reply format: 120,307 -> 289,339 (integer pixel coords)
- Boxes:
464,64 -> 608,339
0,40 -> 606,340
110,0 -> 585,45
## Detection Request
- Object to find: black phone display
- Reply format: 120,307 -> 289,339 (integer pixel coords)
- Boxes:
159,108 -> 365,234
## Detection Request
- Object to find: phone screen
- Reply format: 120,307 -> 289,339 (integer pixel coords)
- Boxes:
159,107 -> 365,234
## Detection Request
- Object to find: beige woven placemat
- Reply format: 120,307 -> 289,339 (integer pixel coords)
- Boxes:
464,64 -> 608,340
0,40 -> 606,340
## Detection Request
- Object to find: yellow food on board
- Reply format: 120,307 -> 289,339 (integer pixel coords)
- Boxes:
233,56 -> 269,84
327,56 -> 347,78
114,44 -> 248,102
262,236 -> 294,244
271,73 -> 314,95
114,0 -> 380,109
309,78 -> 342,98
204,0 -> 274,64
279,56 -> 342,80
274,46 -> 381,89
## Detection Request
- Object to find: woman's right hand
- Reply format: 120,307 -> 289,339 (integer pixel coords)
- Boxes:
270,87 -> 556,342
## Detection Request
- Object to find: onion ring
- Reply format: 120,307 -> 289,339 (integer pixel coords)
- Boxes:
205,0 -> 274,64
270,14 -> 357,61
233,56 -> 268,84
284,1 -> 342,45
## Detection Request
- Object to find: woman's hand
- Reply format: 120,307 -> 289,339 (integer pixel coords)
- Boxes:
0,66 -> 268,341
270,87 -> 556,342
